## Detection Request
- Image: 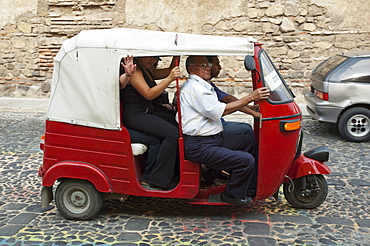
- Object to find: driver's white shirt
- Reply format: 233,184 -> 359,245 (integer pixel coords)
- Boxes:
177,74 -> 226,136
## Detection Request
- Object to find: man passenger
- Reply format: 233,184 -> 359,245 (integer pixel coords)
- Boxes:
201,55 -> 261,185
178,55 -> 269,205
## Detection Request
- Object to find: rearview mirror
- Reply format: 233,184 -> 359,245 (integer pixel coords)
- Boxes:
244,55 -> 256,71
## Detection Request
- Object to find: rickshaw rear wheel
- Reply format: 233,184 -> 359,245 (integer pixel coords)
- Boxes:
55,179 -> 103,220
283,174 -> 328,209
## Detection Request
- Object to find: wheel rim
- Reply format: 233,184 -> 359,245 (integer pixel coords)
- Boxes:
289,175 -> 323,203
63,187 -> 90,214
346,114 -> 370,138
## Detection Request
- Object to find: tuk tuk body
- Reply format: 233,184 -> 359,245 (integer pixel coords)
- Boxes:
249,44 -> 330,202
39,28 -> 330,220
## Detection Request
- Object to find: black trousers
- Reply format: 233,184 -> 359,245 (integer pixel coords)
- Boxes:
123,104 -> 179,187
184,134 -> 257,199
126,128 -> 161,184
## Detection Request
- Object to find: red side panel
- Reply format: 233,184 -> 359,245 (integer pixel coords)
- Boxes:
41,121 -> 202,199
42,121 -> 136,194
255,102 -> 302,200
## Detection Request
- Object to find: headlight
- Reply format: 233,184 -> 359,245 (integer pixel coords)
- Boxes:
280,119 -> 301,132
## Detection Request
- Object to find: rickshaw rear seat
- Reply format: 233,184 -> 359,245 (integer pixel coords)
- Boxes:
131,143 -> 148,156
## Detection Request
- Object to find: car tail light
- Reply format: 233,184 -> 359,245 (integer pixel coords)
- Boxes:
315,89 -> 329,101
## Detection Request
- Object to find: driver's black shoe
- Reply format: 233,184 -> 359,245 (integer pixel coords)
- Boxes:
220,191 -> 252,205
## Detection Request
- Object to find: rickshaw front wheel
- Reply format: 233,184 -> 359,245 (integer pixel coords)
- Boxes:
55,179 -> 103,220
283,174 -> 328,209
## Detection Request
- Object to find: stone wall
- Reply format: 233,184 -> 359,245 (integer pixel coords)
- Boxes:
1,0 -> 370,101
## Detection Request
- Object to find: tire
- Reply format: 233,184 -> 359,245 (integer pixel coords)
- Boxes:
55,179 -> 103,220
338,107 -> 370,142
283,174 -> 328,209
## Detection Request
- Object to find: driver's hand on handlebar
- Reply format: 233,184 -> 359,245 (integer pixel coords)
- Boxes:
248,104 -> 260,112
250,87 -> 269,101
247,104 -> 260,118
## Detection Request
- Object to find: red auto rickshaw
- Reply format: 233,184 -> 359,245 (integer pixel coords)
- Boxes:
39,28 -> 330,220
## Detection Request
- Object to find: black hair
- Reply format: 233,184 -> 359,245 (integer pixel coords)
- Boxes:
185,56 -> 197,74
205,55 -> 217,63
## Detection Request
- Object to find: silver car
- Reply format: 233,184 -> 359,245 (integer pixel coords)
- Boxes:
305,50 -> 370,142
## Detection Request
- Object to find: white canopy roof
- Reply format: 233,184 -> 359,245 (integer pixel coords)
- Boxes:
47,28 -> 256,130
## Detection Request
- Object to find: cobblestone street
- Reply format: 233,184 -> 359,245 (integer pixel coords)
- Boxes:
0,111 -> 369,246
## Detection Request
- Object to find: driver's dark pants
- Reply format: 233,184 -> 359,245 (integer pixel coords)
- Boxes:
222,121 -> 254,137
184,133 -> 257,199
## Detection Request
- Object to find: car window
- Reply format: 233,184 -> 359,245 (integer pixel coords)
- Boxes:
330,58 -> 370,83
312,55 -> 348,81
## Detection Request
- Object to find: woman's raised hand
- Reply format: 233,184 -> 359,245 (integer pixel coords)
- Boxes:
121,55 -> 137,76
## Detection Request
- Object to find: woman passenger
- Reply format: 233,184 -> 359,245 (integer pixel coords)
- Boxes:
120,56 -> 161,187
120,56 -> 180,190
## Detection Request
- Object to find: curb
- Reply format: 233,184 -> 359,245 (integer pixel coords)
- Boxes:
0,98 -> 49,113
0,97 -> 309,116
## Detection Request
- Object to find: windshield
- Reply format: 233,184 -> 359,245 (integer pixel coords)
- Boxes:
312,55 -> 348,81
259,51 -> 293,103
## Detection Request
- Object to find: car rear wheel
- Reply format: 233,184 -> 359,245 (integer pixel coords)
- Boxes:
55,179 -> 103,220
338,107 -> 370,142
